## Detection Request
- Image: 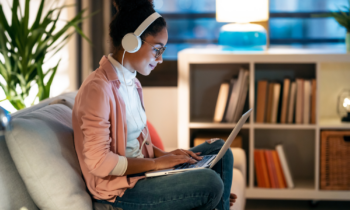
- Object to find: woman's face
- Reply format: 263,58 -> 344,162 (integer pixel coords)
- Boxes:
127,27 -> 168,76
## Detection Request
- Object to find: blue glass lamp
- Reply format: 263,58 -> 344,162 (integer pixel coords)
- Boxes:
216,0 -> 269,51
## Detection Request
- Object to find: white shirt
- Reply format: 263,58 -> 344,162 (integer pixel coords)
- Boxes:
108,54 -> 147,176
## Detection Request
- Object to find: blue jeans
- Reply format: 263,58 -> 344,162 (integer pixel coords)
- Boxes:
94,139 -> 234,210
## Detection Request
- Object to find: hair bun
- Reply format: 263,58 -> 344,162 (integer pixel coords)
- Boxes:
114,0 -> 154,13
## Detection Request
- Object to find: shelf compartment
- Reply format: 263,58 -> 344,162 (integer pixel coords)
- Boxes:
319,63 -> 350,123
254,129 -> 316,190
189,63 -> 250,123
254,63 -> 316,124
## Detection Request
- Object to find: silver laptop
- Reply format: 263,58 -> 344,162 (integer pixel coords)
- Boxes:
145,109 -> 252,177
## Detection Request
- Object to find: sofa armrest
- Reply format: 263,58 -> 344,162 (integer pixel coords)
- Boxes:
230,148 -> 246,181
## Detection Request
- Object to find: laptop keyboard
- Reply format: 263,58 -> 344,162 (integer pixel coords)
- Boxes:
174,155 -> 215,170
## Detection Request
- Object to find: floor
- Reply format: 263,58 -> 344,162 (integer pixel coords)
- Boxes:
245,199 -> 350,210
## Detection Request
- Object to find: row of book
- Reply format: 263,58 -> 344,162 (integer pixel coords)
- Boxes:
256,78 -> 316,124
254,145 -> 294,189
213,69 -> 249,123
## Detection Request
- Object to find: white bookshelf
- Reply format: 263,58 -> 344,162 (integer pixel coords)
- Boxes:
177,45 -> 350,200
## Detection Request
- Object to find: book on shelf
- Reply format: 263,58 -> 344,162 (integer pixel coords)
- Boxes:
213,82 -> 230,122
193,133 -> 242,148
270,83 -> 281,124
287,82 -> 297,124
224,69 -> 250,123
265,83 -> 275,123
256,80 -> 268,123
276,144 -> 294,188
225,72 -> 243,123
222,78 -> 235,122
295,79 -> 304,124
272,150 -> 287,188
303,80 -> 311,124
311,79 -> 316,124
232,70 -> 250,123
254,149 -> 271,188
254,146 -> 293,189
280,78 -> 291,124
264,150 -> 279,188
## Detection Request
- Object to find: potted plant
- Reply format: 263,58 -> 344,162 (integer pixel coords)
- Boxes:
326,0 -> 350,52
0,0 -> 90,111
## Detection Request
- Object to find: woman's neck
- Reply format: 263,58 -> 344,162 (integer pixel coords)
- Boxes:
112,49 -> 135,73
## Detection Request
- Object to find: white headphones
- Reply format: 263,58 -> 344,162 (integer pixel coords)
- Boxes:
121,12 -> 162,53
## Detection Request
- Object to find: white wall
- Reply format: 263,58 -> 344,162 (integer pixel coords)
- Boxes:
143,87 -> 178,151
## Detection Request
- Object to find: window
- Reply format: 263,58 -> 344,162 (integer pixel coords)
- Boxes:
154,0 -> 349,60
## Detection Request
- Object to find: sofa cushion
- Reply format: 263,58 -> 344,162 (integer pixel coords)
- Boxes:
5,104 -> 92,210
230,168 -> 245,210
11,91 -> 77,118
0,136 -> 38,210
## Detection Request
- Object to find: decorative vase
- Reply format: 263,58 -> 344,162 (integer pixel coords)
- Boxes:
347,33 -> 350,53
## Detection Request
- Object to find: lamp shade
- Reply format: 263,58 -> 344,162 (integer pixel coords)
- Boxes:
216,0 -> 269,23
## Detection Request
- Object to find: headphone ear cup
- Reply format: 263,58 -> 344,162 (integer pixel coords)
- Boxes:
122,33 -> 142,53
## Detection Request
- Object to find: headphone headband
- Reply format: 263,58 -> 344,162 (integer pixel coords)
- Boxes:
122,12 -> 162,53
134,12 -> 162,37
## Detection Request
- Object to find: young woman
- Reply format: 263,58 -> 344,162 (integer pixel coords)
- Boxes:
72,0 -> 237,209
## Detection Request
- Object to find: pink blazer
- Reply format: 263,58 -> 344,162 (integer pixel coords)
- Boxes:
72,56 -> 155,202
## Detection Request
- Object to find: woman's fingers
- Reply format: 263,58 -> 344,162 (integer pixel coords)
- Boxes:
185,150 -> 203,161
230,193 -> 237,199
173,149 -> 189,157
155,154 -> 198,170
177,154 -> 197,164
230,193 -> 237,203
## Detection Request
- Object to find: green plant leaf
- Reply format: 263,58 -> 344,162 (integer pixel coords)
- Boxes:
22,0 -> 30,37
0,25 -> 12,77
0,5 -> 10,32
31,0 -> 45,30
43,59 -> 60,99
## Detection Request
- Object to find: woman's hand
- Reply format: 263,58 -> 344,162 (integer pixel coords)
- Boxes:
169,149 -> 203,161
153,153 -> 197,171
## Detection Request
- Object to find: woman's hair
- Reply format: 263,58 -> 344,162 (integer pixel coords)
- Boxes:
110,0 -> 167,49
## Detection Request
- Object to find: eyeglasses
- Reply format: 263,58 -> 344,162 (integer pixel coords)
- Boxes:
142,40 -> 166,59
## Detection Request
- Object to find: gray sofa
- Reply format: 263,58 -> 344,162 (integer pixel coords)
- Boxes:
0,91 -> 246,210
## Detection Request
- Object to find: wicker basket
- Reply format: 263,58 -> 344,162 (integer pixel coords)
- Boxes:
320,131 -> 350,190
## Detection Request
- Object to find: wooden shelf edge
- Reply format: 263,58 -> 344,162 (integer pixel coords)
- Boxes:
246,188 -> 350,200
189,122 -> 251,129
253,123 -> 317,129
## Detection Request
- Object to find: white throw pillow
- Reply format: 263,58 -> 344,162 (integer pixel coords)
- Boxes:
5,104 -> 92,210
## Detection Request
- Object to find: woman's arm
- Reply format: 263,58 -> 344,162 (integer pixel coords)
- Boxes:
109,155 -> 197,176
123,158 -> 156,175
153,145 -> 169,158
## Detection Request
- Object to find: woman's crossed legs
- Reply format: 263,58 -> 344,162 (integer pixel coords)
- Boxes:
96,139 -> 234,210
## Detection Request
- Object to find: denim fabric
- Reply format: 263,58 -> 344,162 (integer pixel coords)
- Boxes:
95,139 -> 234,210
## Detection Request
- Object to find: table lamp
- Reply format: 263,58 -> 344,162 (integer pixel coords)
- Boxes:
338,89 -> 350,122
216,0 -> 269,51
